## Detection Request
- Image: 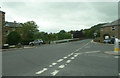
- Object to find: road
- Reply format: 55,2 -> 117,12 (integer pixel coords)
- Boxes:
2,39 -> 119,76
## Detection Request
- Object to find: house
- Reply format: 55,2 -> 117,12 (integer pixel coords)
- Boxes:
3,21 -> 23,44
0,10 -> 5,48
100,19 -> 120,42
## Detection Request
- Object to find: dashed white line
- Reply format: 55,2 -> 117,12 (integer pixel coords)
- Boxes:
58,65 -> 65,69
36,68 -> 48,74
70,53 -> 74,55
51,70 -> 59,76
49,65 -> 53,67
66,60 -> 71,63
76,49 -> 79,52
68,54 -> 71,57
74,54 -> 78,57
63,57 -> 67,59
57,59 -> 63,62
52,63 -> 57,65
71,57 -> 75,59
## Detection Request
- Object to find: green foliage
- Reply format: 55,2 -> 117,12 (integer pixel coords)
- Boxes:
7,31 -> 22,45
21,21 -> 39,44
83,23 -> 108,38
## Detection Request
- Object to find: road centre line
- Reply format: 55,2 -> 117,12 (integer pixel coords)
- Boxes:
71,57 -> 75,59
57,59 -> 63,62
51,70 -> 59,76
63,56 -> 67,59
52,63 -> 57,65
36,68 -> 48,74
35,41 -> 91,75
58,65 -> 65,69
66,60 -> 71,63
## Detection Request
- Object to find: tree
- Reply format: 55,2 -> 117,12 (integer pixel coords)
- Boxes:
7,31 -> 22,45
21,21 -> 39,44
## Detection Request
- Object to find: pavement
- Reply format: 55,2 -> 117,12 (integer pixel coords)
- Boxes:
2,39 -> 119,77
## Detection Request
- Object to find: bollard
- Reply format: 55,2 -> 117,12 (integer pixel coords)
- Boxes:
114,38 -> 119,52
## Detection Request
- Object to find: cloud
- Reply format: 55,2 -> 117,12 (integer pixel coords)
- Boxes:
1,2 -> 118,33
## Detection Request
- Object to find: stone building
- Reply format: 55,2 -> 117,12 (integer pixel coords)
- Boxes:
3,21 -> 23,44
100,19 -> 120,42
0,10 -> 5,48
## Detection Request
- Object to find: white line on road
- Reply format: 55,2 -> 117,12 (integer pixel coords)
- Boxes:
70,53 -> 74,55
68,54 -> 71,57
58,65 -> 65,69
66,60 -> 71,63
85,51 -> 100,53
63,57 -> 67,59
119,73 -> 120,76
114,56 -> 119,58
71,57 -> 75,59
49,65 -> 53,67
76,49 -> 79,52
57,59 -> 63,62
51,70 -> 59,76
52,63 -> 57,65
74,54 -> 78,57
36,68 -> 48,74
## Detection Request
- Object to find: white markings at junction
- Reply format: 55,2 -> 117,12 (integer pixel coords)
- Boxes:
36,68 -> 48,74
57,59 -> 63,62
52,63 -> 57,65
35,41 -> 92,76
51,70 -> 59,76
63,57 -> 67,59
66,60 -> 71,63
59,65 -> 65,69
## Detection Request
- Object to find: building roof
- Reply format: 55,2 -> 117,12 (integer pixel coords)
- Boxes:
5,21 -> 23,27
0,11 -> 5,14
101,19 -> 120,27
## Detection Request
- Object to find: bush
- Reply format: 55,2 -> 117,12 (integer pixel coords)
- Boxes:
7,31 -> 22,45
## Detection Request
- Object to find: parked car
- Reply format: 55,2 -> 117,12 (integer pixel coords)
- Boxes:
29,39 -> 43,46
104,38 -> 112,44
104,38 -> 115,44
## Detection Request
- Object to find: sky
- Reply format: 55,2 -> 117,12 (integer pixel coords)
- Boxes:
0,0 -> 119,33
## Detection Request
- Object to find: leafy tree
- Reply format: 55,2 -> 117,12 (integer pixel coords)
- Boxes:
7,31 -> 22,45
21,21 -> 39,44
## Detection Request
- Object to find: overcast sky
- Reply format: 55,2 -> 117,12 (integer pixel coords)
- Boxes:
0,1 -> 118,33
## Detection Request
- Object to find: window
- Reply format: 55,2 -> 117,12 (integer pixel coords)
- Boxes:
111,26 -> 115,31
5,30 -> 9,35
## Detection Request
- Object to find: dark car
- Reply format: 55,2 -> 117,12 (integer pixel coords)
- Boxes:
104,38 -> 115,44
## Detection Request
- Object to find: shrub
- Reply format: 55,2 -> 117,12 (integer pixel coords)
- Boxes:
7,31 -> 22,45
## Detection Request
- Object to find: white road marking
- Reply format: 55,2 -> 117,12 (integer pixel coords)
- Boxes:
119,73 -> 120,76
114,56 -> 119,58
51,70 -> 59,76
63,57 -> 67,59
49,65 -> 53,67
70,53 -> 74,55
52,63 -> 57,65
85,51 -> 100,53
76,49 -> 79,52
71,57 -> 75,59
57,59 -> 63,62
36,68 -> 48,74
68,54 -> 71,57
58,65 -> 65,69
66,60 -> 71,63
74,54 -> 78,57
